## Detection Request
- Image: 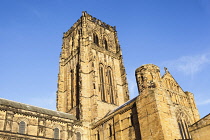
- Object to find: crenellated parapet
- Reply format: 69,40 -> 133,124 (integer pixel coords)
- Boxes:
63,18 -> 82,38
63,11 -> 116,39
82,11 -> 116,32
57,11 -> 130,124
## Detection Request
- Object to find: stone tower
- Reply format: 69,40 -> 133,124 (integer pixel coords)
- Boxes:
135,64 -> 200,140
56,12 -> 129,123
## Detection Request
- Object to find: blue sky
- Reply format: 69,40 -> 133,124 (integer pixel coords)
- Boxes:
0,0 -> 209,118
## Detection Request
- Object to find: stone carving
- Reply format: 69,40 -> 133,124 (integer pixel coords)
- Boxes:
38,125 -> 45,137
4,112 -> 14,131
37,118 -> 46,136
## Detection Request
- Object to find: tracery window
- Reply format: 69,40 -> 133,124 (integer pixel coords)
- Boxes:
99,64 -> 105,101
107,67 -> 114,104
93,33 -> 99,46
19,121 -> 26,134
54,128 -> 60,139
177,119 -> 191,139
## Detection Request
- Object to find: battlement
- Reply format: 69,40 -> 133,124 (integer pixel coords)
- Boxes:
82,11 -> 116,32
63,11 -> 116,38
63,18 -> 82,38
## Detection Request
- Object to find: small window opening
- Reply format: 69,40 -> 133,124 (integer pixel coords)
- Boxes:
93,34 -> 99,45
19,121 -> 26,134
54,128 -> 60,139
76,132 -> 81,140
104,39 -> 108,50
97,130 -> 100,140
109,124 -> 112,137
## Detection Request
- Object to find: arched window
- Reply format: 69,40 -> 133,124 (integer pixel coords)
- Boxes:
76,132 -> 81,140
107,67 -> 114,104
104,39 -> 108,50
19,121 -> 26,134
54,128 -> 60,139
93,33 -> 99,46
99,64 -> 105,101
177,119 -> 191,139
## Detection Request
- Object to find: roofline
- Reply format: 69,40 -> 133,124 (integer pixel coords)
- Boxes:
0,98 -> 77,121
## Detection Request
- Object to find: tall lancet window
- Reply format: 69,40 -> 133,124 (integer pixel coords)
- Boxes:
107,67 -> 114,104
71,70 -> 74,108
93,33 -> 99,46
99,64 -> 105,101
177,118 -> 191,139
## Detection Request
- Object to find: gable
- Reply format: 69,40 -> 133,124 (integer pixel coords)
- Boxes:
162,71 -> 185,95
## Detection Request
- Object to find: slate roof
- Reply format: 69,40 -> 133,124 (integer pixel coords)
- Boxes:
0,98 -> 76,120
106,96 -> 138,116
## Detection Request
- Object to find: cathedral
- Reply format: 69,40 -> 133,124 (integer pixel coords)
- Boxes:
0,11 -> 209,140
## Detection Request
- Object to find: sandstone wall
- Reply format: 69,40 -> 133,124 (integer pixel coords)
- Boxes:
0,99 -> 84,140
189,113 -> 210,140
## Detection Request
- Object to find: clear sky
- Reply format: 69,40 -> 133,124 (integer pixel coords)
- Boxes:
0,0 -> 209,118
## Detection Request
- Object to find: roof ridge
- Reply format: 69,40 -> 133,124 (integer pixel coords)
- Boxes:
0,98 -> 76,120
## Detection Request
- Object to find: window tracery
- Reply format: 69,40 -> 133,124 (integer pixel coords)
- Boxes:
177,112 -> 191,140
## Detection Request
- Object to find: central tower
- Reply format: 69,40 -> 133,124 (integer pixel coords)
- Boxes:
56,12 -> 129,123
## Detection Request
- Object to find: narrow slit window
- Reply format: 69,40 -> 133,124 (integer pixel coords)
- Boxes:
104,39 -> 108,50
71,70 -> 74,108
109,124 -> 112,137
93,34 -> 99,45
97,130 -> 100,140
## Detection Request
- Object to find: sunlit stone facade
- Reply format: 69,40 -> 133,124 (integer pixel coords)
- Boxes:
0,12 -> 208,140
